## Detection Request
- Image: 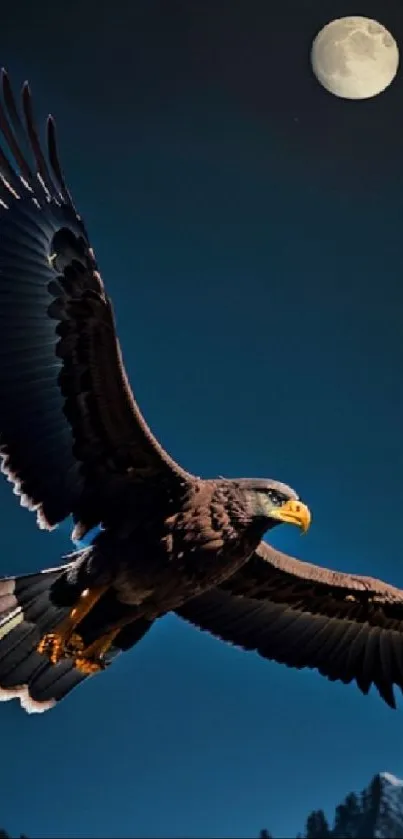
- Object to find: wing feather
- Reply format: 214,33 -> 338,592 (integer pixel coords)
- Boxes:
176,542 -> 403,707
0,71 -> 191,535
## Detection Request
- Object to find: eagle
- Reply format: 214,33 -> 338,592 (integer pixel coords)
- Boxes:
0,72 -> 402,715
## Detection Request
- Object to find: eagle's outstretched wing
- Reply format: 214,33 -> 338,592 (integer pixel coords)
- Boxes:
0,71 -> 191,536
176,541 -> 403,707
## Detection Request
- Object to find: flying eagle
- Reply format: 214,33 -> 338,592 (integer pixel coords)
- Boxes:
0,72 -> 402,715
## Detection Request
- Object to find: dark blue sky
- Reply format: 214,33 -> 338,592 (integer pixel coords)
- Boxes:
1,1 -> 403,837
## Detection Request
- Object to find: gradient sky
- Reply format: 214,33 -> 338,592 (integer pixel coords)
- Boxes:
1,1 -> 403,837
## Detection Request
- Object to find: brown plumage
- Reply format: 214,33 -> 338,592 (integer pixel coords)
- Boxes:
0,72 -> 401,714
179,542 -> 403,709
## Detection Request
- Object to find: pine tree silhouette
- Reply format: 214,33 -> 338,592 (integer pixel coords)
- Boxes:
305,809 -> 331,838
333,791 -> 362,837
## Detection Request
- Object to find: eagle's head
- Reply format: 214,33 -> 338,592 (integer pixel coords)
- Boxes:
231,478 -> 311,534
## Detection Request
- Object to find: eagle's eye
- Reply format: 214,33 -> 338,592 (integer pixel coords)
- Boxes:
265,489 -> 292,507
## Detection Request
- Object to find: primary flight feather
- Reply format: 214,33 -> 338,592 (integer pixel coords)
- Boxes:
0,72 -> 401,714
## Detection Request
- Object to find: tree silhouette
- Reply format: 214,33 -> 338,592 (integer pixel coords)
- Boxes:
333,791 -> 362,838
305,809 -> 331,838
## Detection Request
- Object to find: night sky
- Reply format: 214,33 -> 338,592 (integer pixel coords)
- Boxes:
1,1 -> 403,837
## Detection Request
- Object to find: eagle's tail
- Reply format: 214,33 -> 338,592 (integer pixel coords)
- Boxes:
0,565 -> 90,713
0,560 -> 155,714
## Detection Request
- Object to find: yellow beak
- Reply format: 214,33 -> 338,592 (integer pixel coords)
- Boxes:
269,499 -> 311,534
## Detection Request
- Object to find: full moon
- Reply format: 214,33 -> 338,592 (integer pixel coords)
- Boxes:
311,16 -> 399,100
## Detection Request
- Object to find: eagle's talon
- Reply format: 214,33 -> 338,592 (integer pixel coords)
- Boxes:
74,656 -> 106,675
37,632 -> 64,663
65,632 -> 85,655
37,631 -> 85,664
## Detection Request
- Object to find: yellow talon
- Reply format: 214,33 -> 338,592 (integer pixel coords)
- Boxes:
36,585 -> 109,665
65,632 -> 85,655
74,657 -> 106,675
37,631 -> 84,664
37,631 -> 107,674
72,627 -> 123,675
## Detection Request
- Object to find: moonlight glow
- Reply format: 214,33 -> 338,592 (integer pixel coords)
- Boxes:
311,16 -> 399,100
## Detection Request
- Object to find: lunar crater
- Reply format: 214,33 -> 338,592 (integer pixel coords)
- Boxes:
311,16 -> 399,100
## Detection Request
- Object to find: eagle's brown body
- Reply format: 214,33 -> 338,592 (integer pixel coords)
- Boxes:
0,71 -> 402,714
87,480 -> 269,613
